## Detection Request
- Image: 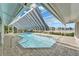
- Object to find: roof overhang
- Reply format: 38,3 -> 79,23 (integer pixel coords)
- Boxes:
42,3 -> 79,24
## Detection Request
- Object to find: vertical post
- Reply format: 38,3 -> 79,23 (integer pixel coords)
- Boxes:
1,19 -> 4,56
75,22 -> 79,45
75,22 -> 79,40
12,26 -> 14,33
1,23 -> 4,45
61,24 -> 62,36
64,24 -> 66,36
8,26 -> 9,33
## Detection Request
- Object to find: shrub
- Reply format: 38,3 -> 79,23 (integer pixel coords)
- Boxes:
50,32 -> 74,37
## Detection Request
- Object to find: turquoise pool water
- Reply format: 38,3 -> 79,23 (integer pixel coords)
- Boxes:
18,33 -> 56,48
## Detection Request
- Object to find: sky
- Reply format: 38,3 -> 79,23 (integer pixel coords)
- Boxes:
39,6 -> 75,29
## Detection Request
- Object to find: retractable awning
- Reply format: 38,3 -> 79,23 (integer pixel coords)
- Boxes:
9,7 -> 49,30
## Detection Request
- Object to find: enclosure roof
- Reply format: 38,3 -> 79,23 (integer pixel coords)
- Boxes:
9,6 -> 49,30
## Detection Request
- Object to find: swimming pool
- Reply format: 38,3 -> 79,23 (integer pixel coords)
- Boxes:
18,33 -> 56,48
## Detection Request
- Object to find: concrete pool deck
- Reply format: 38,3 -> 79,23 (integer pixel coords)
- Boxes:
2,33 -> 79,56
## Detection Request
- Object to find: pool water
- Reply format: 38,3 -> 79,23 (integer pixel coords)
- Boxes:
18,33 -> 56,48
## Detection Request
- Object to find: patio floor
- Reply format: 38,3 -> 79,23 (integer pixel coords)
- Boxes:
3,33 -> 79,56
0,46 -> 2,56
